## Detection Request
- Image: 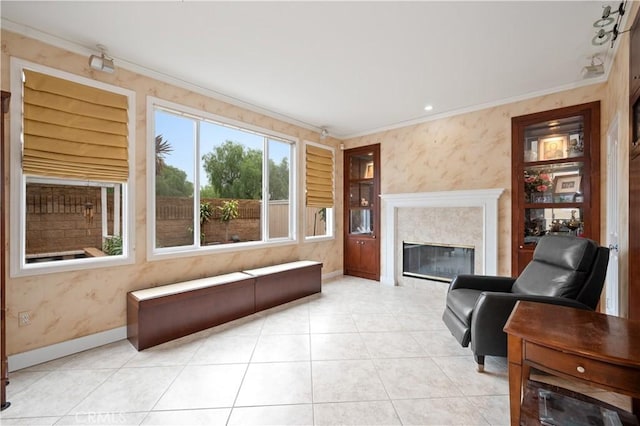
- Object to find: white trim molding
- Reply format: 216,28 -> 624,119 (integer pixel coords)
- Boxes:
380,188 -> 504,286
8,327 -> 127,372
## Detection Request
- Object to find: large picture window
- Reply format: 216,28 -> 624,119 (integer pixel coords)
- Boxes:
10,60 -> 135,276
149,99 -> 296,256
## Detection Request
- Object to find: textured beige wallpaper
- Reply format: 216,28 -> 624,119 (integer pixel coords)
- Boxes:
1,30 -> 343,354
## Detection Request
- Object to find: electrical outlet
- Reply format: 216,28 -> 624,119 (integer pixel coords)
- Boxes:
18,311 -> 31,327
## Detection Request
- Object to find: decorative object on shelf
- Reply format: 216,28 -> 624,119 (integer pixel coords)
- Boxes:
540,136 -> 567,160
554,174 -> 582,195
567,210 -> 582,235
549,219 -> 563,233
524,170 -> 553,198
568,133 -> 584,156
360,198 -> 368,206
364,162 -> 374,179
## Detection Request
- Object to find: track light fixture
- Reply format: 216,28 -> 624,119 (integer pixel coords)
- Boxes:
89,44 -> 115,73
592,2 -> 626,47
583,55 -> 605,79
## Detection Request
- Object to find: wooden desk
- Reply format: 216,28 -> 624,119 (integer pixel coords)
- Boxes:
504,301 -> 640,426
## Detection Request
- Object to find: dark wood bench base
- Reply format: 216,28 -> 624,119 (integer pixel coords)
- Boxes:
127,261 -> 322,350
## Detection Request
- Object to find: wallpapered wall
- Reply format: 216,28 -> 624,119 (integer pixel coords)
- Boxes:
1,30 -> 343,354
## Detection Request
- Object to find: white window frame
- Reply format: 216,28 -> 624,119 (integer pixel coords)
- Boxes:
147,97 -> 298,261
303,140 -> 335,242
9,58 -> 136,277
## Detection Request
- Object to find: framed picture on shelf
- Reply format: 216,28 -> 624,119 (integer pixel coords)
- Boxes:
567,133 -> 583,157
364,162 -> 374,179
540,136 -> 567,160
554,174 -> 582,194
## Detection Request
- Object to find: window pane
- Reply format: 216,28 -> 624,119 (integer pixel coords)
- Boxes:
154,110 -> 195,248
306,207 -> 332,238
268,139 -> 291,239
25,182 -> 123,263
200,121 -> 263,244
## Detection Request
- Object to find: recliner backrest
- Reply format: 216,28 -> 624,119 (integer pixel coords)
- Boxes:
512,235 -> 600,299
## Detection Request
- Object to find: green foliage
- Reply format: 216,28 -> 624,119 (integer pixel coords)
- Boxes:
218,199 -> 239,242
269,157 -> 290,200
202,141 -> 288,201
202,141 -> 259,199
102,235 -> 123,256
200,185 -> 217,199
200,202 -> 214,226
156,164 -> 194,197
155,135 -> 173,175
218,199 -> 239,223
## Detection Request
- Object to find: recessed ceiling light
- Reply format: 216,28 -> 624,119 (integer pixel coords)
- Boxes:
424,105 -> 433,111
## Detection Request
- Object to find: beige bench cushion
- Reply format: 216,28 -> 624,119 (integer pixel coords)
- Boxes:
130,272 -> 252,301
243,260 -> 321,277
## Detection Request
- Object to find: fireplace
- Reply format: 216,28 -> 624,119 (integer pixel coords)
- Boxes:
380,189 -> 503,286
403,242 -> 475,282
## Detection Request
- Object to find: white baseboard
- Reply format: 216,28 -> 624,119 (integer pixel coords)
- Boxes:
322,270 -> 343,281
8,326 -> 127,372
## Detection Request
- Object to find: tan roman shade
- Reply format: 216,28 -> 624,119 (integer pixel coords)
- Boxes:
306,144 -> 334,208
22,70 -> 129,182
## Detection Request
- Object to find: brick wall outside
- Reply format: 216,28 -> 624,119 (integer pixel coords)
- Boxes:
25,184 -> 115,255
156,197 -> 262,247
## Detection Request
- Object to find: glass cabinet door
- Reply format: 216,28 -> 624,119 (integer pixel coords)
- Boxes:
511,102 -> 600,275
348,152 -> 375,235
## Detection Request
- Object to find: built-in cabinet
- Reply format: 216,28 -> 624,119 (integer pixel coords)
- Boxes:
511,102 -> 601,276
343,144 -> 380,281
1,90 -> 10,410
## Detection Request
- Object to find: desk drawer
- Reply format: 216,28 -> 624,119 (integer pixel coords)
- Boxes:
525,342 -> 640,396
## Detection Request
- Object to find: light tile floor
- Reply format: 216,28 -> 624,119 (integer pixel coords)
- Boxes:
0,276 -> 631,425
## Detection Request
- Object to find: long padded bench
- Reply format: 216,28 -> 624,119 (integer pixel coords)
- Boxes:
244,260 -> 323,311
127,260 -> 322,350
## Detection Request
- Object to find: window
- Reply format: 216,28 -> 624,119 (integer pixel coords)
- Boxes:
304,141 -> 334,240
149,98 -> 296,257
10,60 -> 135,276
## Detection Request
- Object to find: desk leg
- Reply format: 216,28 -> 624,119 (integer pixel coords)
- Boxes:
507,334 -> 523,426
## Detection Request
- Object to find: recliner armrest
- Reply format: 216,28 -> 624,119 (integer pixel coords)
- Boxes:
449,275 -> 516,292
469,292 -> 593,357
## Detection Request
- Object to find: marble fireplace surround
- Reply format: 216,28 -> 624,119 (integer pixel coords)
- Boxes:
380,189 -> 504,286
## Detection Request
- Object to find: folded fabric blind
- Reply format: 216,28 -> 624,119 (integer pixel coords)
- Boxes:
306,144 -> 334,208
22,70 -> 129,182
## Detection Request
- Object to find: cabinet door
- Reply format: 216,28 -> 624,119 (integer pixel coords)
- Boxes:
343,144 -> 380,281
511,102 -> 600,275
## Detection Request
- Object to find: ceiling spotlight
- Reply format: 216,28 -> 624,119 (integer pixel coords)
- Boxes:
424,105 -> 433,111
583,55 -> 605,79
320,128 -> 329,139
592,2 -> 625,47
89,44 -> 115,73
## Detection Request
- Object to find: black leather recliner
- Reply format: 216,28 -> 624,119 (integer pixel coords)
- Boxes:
442,235 -> 610,372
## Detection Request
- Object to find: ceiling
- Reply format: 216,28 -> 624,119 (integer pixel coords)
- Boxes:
0,1 -> 627,138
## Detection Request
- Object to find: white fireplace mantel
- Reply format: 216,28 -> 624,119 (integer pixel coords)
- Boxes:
380,188 -> 504,286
